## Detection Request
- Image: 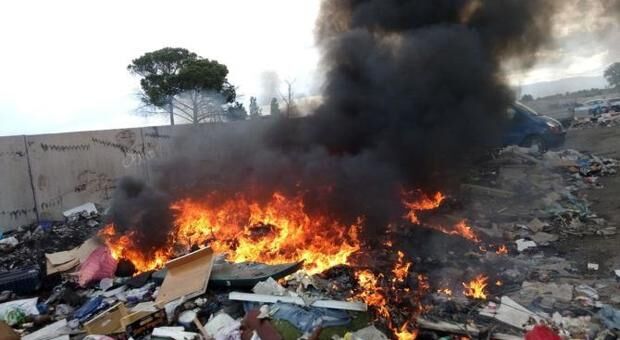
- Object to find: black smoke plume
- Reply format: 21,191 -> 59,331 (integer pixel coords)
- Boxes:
108,0 -> 606,253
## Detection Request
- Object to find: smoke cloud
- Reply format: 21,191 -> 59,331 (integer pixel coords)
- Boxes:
108,0 -> 617,253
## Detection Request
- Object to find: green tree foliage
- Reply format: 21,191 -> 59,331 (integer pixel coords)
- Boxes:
604,62 -> 620,88
270,97 -> 281,116
128,47 -> 237,125
249,97 -> 262,118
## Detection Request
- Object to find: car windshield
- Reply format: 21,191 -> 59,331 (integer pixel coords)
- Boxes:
514,102 -> 539,116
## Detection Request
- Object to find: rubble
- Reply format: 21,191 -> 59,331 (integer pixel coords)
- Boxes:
570,113 -> 620,130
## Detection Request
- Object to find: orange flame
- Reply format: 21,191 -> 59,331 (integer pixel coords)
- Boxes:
392,251 -> 412,283
404,192 -> 445,224
355,252 -> 419,339
355,269 -> 390,319
451,220 -> 481,243
427,220 -> 481,243
437,288 -> 453,296
496,245 -> 508,255
102,193 -> 361,274
402,192 -> 481,243
394,322 -> 418,340
462,274 -> 488,299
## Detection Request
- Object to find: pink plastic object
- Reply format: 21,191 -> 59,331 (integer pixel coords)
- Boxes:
78,246 -> 118,287
525,325 -> 561,340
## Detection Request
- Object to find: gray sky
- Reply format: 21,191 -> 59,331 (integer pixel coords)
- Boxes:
0,0 -> 320,136
0,0 -> 616,136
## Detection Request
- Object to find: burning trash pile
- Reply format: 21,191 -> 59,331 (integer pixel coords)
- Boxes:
3,0 -> 620,338
1,144 -> 619,340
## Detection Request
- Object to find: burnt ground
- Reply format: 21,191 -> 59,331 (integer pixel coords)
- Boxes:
559,125 -> 620,273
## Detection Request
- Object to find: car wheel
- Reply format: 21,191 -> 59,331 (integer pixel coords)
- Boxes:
522,135 -> 546,153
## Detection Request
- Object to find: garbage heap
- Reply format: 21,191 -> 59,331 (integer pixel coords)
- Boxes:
0,146 -> 619,340
571,112 -> 620,129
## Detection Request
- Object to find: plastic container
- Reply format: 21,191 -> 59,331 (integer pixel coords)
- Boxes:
0,267 -> 40,294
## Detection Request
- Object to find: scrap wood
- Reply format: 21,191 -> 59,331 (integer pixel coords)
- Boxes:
0,321 -> 19,340
416,318 -> 522,340
228,292 -> 368,312
83,303 -> 128,335
192,317 -> 209,339
155,247 -> 215,307
120,302 -> 158,330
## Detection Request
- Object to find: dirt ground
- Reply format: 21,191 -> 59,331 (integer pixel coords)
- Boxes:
558,125 -> 620,272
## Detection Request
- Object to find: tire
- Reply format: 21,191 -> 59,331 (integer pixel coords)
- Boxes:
522,135 -> 546,153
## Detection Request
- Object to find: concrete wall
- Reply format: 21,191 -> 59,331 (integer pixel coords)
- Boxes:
0,121 -> 266,231
0,127 -> 159,230
26,128 -> 149,220
0,136 -> 37,229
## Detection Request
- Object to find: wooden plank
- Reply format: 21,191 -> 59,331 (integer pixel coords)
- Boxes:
84,303 -> 128,335
228,292 -> 367,312
155,247 -> 215,307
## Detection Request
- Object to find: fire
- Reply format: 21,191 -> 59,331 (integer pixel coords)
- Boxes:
355,269 -> 390,318
394,322 -> 418,340
355,253 -> 419,339
451,220 -> 481,243
102,193 -> 362,274
402,192 -> 481,243
496,245 -> 508,255
392,251 -> 412,283
404,191 -> 445,224
462,275 -> 488,300
427,220 -> 481,243
437,288 -> 453,296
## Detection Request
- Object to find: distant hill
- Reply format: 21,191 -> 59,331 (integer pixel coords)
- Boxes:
520,76 -> 608,98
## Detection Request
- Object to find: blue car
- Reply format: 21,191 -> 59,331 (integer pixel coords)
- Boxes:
503,102 -> 566,151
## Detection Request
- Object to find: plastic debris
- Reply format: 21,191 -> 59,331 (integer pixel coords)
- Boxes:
78,246 -> 118,287
525,324 -> 561,340
516,239 -> 537,252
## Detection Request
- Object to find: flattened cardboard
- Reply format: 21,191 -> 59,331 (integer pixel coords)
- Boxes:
45,238 -> 101,275
155,247 -> 214,307
84,303 -> 128,335
0,321 -> 20,340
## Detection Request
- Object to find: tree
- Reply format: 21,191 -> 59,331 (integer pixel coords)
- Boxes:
128,47 -> 237,125
249,97 -> 262,118
270,98 -> 281,116
521,94 -> 534,102
226,102 -> 248,121
280,80 -> 298,118
604,62 -> 620,88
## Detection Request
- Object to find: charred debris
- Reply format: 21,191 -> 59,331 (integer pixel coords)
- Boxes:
0,145 -> 619,339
